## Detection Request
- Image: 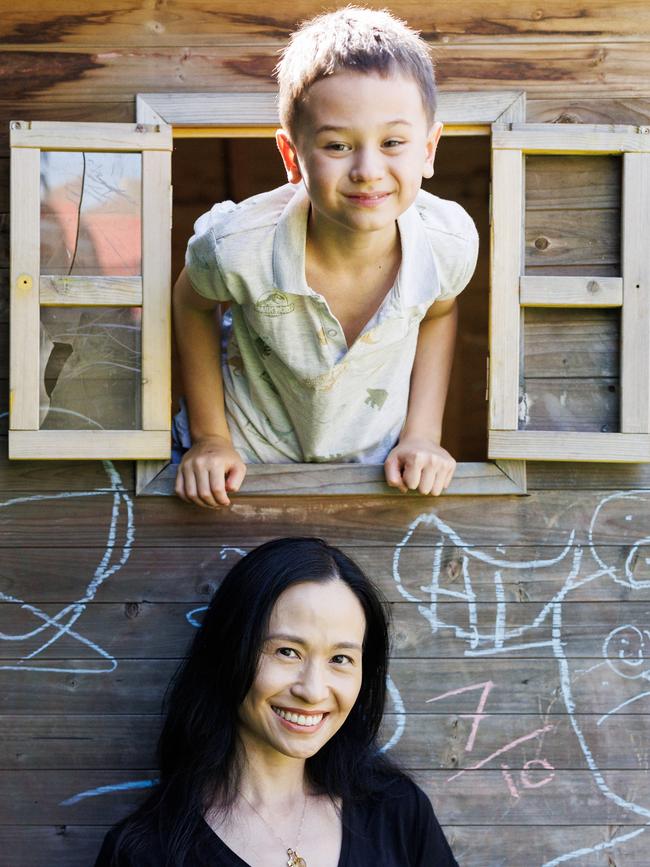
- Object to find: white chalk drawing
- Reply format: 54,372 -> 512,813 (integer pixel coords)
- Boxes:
0,460 -> 133,673
391,491 -> 650,865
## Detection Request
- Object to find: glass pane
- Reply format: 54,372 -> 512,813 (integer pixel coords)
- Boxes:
40,307 -> 142,430
40,151 -> 142,276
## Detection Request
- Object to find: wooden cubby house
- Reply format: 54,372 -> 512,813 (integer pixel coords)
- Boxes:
2,3 -> 650,865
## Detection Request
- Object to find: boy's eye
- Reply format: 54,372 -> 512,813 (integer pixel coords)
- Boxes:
325,142 -> 351,152
383,139 -> 404,148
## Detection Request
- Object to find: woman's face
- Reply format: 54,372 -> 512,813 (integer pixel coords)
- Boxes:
238,578 -> 366,762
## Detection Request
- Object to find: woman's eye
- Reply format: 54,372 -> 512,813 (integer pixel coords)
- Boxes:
277,647 -> 299,658
331,654 -> 353,665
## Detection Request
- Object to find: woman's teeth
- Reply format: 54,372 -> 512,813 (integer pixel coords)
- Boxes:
272,707 -> 324,727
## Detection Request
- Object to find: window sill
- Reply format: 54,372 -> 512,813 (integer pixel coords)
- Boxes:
137,461 -> 526,496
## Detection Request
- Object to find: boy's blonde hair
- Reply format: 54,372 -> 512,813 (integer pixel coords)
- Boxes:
275,6 -> 437,139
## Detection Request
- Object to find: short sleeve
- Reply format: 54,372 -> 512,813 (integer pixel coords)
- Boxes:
415,191 -> 479,303
184,201 -> 238,301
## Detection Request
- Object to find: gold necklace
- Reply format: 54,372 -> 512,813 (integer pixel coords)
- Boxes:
240,791 -> 308,867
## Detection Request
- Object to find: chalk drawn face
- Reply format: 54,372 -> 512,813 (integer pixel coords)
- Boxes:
237,579 -> 365,763
589,491 -> 650,589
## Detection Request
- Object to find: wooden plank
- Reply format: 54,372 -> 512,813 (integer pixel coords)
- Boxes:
0,826 -> 107,867
140,90 -> 523,127
521,377 -> 618,432
9,146 -> 40,430
140,462 -> 524,497
621,152 -> 650,433
5,2 -> 650,45
524,308 -> 619,378
528,460 -> 650,489
9,430 -> 170,460
0,102 -> 134,149
448,824 -> 650,867
2,768 -> 648,825
0,447 -> 134,492
495,127 -> 650,153
141,149 -> 171,431
489,147 -> 522,430
9,43 -> 650,105
489,430 -> 650,461
528,97 -> 650,126
5,656 -> 645,715
520,275 -> 623,307
525,206 -> 620,270
9,121 -> 172,151
5,712 -> 650,772
3,600 -> 649,661
39,275 -> 142,306
525,153 -> 621,210
4,488 -> 650,548
4,542 -> 649,604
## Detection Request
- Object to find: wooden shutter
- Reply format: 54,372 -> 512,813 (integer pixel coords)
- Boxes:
488,124 -> 650,462
9,121 -> 172,459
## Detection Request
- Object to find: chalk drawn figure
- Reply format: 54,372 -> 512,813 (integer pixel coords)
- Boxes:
0,460 -> 133,673
392,494 -> 650,866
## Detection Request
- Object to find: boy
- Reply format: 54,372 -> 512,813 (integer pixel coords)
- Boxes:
173,7 -> 478,508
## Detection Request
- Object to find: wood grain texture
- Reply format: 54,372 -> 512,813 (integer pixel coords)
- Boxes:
521,377 -> 618,432
5,42 -> 650,105
2,599 -> 648,660
3,543 -> 648,603
4,2 -> 650,46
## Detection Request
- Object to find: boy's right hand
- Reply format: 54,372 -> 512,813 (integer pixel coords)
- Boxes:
175,435 -> 247,508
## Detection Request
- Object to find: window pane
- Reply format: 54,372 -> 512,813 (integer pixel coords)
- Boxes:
40,152 -> 142,276
40,307 -> 142,430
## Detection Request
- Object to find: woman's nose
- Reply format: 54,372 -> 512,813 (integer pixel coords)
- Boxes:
291,661 -> 329,704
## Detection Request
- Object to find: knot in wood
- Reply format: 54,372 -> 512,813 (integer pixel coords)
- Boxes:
124,601 -> 141,619
534,236 -> 549,250
587,280 -> 600,294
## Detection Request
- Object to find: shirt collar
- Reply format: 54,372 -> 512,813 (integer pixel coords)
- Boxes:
272,183 -> 440,308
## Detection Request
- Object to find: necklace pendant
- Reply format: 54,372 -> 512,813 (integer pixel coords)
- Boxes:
287,849 -> 307,867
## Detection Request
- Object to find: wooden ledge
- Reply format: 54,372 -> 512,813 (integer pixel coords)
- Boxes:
138,461 -> 527,497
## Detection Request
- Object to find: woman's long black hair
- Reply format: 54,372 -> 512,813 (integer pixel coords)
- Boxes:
112,537 -> 401,865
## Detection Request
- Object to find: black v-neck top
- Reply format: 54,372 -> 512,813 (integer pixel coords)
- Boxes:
94,778 -> 458,866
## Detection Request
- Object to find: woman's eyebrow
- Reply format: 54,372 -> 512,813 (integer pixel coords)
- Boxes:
266,632 -> 362,651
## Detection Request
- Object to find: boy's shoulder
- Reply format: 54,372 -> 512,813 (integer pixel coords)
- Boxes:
192,183 -> 297,243
413,188 -> 477,245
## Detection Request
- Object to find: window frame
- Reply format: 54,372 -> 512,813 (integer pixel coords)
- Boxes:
488,123 -> 650,462
9,120 -> 173,460
135,89 -> 528,496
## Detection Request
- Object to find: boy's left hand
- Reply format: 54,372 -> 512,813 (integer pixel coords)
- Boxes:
384,436 -> 456,496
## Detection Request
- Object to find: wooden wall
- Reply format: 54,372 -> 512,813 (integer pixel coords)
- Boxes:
2,3 -> 650,865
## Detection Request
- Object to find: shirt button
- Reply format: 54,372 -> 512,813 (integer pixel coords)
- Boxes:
327,328 -> 338,337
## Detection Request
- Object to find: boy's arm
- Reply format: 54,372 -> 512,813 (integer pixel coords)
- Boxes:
173,268 -> 246,508
384,297 -> 457,496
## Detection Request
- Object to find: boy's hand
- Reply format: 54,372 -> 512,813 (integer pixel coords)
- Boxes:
384,436 -> 456,496
175,435 -> 246,508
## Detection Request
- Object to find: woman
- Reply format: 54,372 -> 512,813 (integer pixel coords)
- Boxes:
95,537 -> 458,866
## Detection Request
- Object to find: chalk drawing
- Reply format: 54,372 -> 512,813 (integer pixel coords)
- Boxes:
0,460 -> 133,673
60,779 -> 158,806
392,491 -> 650,865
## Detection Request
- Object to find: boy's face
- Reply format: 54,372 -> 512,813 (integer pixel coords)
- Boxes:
276,70 -> 442,241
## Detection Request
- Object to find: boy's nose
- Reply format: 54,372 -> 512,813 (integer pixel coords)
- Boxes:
349,148 -> 384,183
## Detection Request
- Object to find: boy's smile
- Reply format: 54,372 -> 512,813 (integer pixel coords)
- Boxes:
276,70 -> 442,247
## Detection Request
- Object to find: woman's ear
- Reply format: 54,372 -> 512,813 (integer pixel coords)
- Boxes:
276,130 -> 303,184
422,121 -> 443,179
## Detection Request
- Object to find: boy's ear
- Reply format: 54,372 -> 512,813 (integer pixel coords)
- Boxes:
422,121 -> 444,179
276,130 -> 303,184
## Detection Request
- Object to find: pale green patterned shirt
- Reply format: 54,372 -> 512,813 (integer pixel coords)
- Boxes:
180,183 -> 478,463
